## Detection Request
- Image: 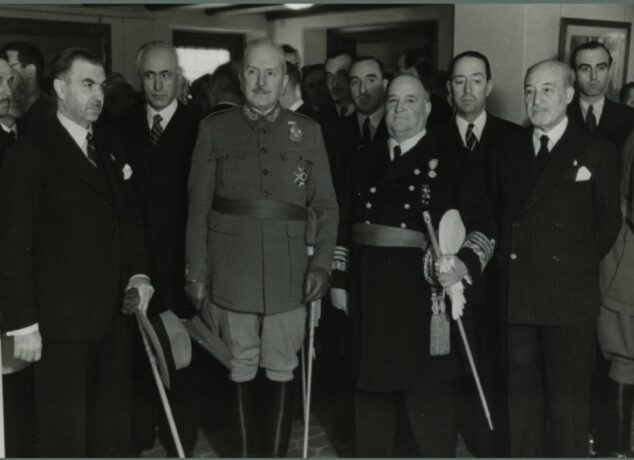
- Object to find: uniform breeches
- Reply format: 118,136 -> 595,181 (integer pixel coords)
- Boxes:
355,380 -> 458,457
210,302 -> 306,382
506,320 -> 595,457
598,305 -> 634,384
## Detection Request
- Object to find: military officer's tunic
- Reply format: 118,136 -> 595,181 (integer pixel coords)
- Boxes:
186,104 -> 338,315
333,131 -> 495,392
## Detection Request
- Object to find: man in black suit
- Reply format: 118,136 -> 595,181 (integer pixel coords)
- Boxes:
114,41 -> 201,457
280,61 -> 318,120
440,50 -> 520,457
493,60 -> 621,457
0,47 -> 154,457
0,52 -> 16,167
1,42 -> 55,137
567,41 -> 634,151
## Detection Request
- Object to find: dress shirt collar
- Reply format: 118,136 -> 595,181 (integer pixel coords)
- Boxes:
532,116 -> 568,155
387,129 -> 427,161
147,98 -> 178,130
289,98 -> 304,112
357,107 -> 385,137
0,121 -> 16,137
57,111 -> 92,155
580,96 -> 605,125
455,110 -> 487,147
337,102 -> 355,118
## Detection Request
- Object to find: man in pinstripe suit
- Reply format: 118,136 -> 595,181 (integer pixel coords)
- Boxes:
492,60 -> 621,457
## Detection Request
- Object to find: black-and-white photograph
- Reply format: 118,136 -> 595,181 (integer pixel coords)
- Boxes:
0,2 -> 633,458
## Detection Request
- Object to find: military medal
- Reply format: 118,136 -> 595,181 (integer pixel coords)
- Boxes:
430,286 -> 451,356
428,158 -> 438,178
420,184 -> 431,206
293,166 -> 308,187
288,121 -> 303,142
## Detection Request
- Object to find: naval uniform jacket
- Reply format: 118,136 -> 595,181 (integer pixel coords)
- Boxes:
567,97 -> 634,151
333,131 -> 495,392
115,103 -> 199,317
0,117 -> 147,341
186,104 -> 338,315
492,121 -> 621,325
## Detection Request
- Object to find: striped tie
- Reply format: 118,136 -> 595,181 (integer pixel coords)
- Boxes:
466,123 -> 478,151
149,113 -> 163,146
86,132 -> 98,167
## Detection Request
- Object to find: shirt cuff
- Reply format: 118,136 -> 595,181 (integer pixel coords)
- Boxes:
6,323 -> 39,336
126,274 -> 150,290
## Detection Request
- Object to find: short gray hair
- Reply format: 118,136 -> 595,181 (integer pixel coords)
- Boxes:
525,59 -> 574,89
242,39 -> 287,76
135,41 -> 178,76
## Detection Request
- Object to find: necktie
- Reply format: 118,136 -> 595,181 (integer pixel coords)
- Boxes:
466,123 -> 478,151
362,117 -> 372,145
86,132 -> 98,167
150,113 -> 163,146
586,104 -> 597,134
7,130 -> 16,143
393,145 -> 402,161
536,134 -> 549,171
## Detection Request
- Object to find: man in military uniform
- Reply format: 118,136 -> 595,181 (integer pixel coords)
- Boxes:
185,39 -> 338,457
331,74 -> 495,457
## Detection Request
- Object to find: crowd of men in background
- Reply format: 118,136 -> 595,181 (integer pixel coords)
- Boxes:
0,35 -> 633,459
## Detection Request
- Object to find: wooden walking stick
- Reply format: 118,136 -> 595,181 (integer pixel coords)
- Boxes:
135,310 -> 186,458
302,298 -> 318,459
0,336 -> 5,458
423,211 -> 494,431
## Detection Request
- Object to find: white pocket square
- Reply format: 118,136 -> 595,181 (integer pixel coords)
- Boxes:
575,166 -> 591,182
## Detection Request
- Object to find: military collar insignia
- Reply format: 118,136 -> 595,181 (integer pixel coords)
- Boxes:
242,103 -> 282,123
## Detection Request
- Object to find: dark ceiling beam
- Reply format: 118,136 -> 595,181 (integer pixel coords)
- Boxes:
204,4 -> 279,16
264,4 -> 409,21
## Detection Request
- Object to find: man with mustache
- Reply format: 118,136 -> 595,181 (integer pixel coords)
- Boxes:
492,60 -> 621,456
439,50 -> 520,457
0,51 -> 16,168
0,47 -> 153,457
114,41 -> 201,457
185,39 -> 337,457
567,41 -> 634,151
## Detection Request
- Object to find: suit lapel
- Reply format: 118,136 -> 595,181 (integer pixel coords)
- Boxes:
376,134 -> 435,185
49,119 -> 112,204
521,123 -> 580,213
92,124 -> 124,212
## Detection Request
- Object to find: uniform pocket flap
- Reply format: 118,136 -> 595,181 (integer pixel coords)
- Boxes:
280,149 -> 314,163
208,218 -> 242,235
209,147 -> 249,160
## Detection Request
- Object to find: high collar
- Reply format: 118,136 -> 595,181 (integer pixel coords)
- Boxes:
242,103 -> 282,123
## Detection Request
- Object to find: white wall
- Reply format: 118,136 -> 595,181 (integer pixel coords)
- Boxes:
454,3 -> 634,125
0,4 -> 269,86
271,5 -> 454,70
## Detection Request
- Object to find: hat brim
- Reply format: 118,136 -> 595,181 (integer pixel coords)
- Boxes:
185,315 -> 231,370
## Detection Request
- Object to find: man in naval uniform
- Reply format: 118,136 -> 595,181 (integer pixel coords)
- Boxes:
331,74 -> 495,457
185,39 -> 338,457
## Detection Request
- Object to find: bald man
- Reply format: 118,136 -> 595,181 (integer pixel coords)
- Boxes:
492,60 -> 621,456
332,74 -> 494,456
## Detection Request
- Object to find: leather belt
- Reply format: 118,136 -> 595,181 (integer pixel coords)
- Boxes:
352,223 -> 428,248
212,195 -> 307,221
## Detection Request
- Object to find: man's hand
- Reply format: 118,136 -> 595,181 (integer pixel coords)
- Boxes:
437,254 -> 468,288
123,276 -> 155,314
303,267 -> 330,303
185,281 -> 208,312
14,331 -> 42,362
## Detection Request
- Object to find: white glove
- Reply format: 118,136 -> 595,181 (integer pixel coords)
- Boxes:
125,275 -> 155,314
330,288 -> 349,316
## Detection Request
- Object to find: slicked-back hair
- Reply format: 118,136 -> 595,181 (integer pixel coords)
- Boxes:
0,50 -> 8,63
620,82 -> 634,104
51,47 -> 103,80
281,44 -> 298,56
1,41 -> 45,79
242,39 -> 286,76
450,50 -> 492,80
286,62 -> 301,88
325,50 -> 355,64
571,41 -> 613,68
525,59 -> 575,89
350,56 -> 386,79
135,41 -> 179,76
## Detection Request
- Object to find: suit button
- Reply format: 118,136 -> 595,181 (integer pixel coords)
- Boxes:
510,253 -> 517,260
262,169 -> 269,175
261,147 -> 267,154
552,256 -> 560,262
369,187 -> 376,194
365,202 -> 372,209
403,203 -> 410,210
400,223 -> 407,228
364,220 -> 370,224
409,185 -> 415,191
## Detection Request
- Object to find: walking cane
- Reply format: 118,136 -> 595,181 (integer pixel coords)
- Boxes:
135,310 -> 186,458
423,211 -> 494,431
302,298 -> 318,459
0,336 -> 5,458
